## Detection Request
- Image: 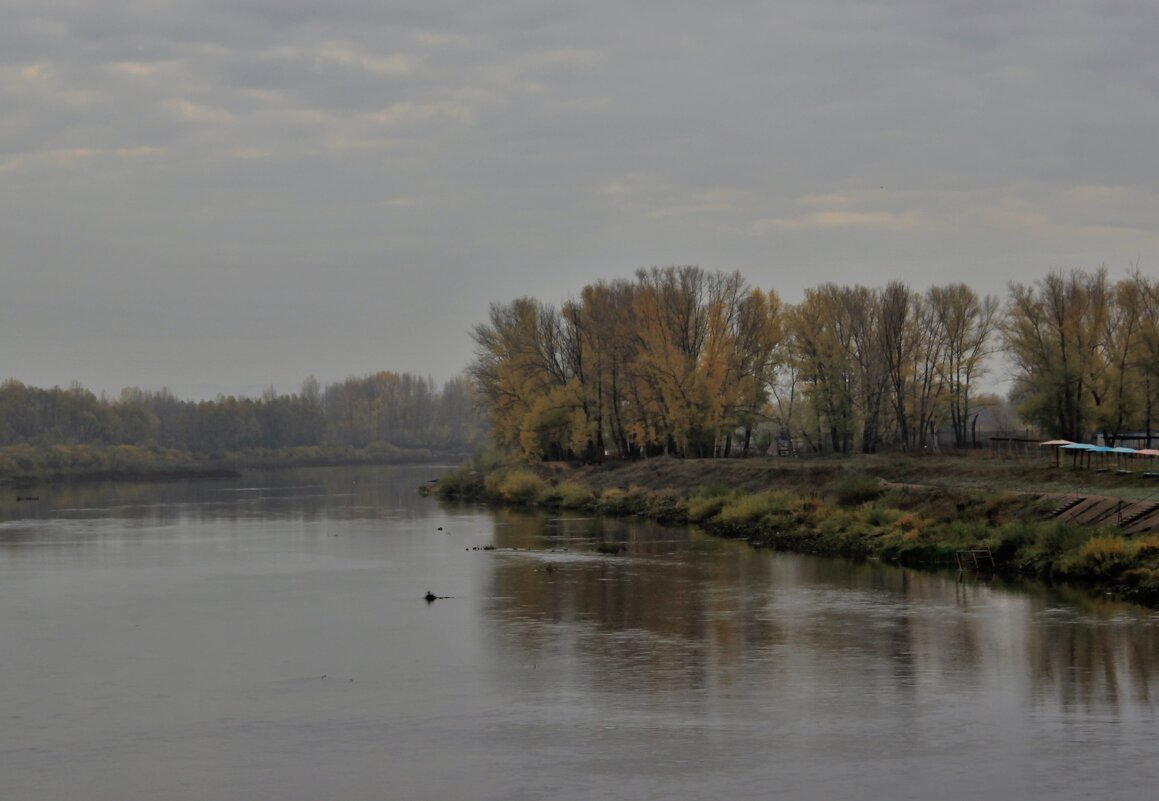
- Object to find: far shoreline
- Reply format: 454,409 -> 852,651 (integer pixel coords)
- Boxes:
0,447 -> 470,489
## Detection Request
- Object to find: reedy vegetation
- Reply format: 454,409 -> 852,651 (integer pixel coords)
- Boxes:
470,266 -> 1159,460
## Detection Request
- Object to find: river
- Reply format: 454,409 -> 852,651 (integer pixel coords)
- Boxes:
1,465 -> 1157,800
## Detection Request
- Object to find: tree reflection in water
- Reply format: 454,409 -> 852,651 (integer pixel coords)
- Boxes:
481,507 -> 1159,716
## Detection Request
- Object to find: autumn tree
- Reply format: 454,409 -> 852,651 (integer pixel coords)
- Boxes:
929,283 -> 1000,447
467,267 -> 783,460
1092,276 -> 1147,440
845,285 -> 890,453
469,298 -> 577,459
784,284 -> 858,454
1003,268 -> 1110,440
878,282 -> 920,449
880,287 -> 957,450
907,291 -> 949,448
1127,270 -> 1159,442
629,266 -> 713,456
725,287 -> 783,455
560,279 -> 643,459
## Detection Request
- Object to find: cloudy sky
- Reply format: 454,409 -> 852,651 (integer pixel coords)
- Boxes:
2,0 -> 1158,399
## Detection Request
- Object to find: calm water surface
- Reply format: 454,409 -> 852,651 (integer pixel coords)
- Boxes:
2,465 -> 1158,800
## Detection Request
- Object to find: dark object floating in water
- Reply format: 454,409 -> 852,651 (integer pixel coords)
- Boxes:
437,527 -> 443,531
424,590 -> 453,603
16,496 -> 39,502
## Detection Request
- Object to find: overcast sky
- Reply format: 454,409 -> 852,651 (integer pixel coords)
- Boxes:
2,1 -> 1158,399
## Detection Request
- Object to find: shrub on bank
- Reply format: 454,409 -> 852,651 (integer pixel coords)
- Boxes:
988,520 -> 1040,563
718,491 -> 792,528
833,472 -> 882,506
983,491 -> 1022,524
1037,521 -> 1090,563
598,486 -> 652,516
686,494 -> 730,523
642,488 -> 686,523
557,482 -> 597,509
431,465 -> 485,498
865,505 -> 902,527
694,481 -> 732,499
536,484 -> 564,507
496,469 -> 547,504
1054,533 -> 1151,582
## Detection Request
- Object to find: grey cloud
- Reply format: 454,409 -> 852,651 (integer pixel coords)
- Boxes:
3,0 -> 1159,398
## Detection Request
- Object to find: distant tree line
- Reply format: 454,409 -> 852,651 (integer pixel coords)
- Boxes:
0,372 -> 485,473
469,266 -> 1159,460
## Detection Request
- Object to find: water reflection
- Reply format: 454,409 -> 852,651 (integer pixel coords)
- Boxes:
3,468 -> 1158,800
481,508 -> 1159,720
0,465 -> 452,536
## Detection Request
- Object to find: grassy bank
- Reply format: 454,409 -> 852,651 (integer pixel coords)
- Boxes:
0,442 -> 466,487
430,452 -> 1159,607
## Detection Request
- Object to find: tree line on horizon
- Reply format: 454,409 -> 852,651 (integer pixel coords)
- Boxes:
0,372 -> 485,473
469,265 -> 1159,460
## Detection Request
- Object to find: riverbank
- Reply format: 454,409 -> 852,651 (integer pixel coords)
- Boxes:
0,443 -> 470,488
430,453 -> 1159,607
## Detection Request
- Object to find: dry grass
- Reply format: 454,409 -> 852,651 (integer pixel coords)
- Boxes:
551,452 -> 1159,503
